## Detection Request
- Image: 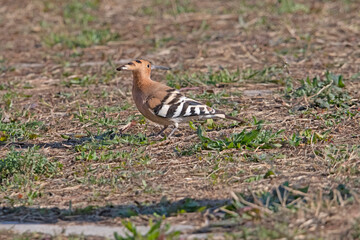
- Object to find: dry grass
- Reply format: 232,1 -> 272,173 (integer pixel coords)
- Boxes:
0,0 -> 359,239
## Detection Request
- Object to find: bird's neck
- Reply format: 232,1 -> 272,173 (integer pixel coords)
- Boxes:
132,71 -> 152,90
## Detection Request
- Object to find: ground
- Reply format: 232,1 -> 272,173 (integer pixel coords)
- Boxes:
0,0 -> 359,239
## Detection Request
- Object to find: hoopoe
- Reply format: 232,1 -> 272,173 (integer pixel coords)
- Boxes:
117,59 -> 243,137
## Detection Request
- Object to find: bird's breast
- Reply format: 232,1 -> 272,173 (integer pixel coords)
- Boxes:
132,87 -> 172,126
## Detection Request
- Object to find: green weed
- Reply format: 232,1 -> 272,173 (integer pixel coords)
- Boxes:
168,65 -> 286,87
119,133 -> 150,146
244,174 -> 263,183
313,108 -> 358,127
351,218 -> 360,239
244,153 -> 286,163
200,118 -> 240,131
75,148 -> 148,165
0,118 -> 45,142
63,0 -> 99,25
73,135 -> 116,151
189,90 -> 231,108
42,0 -> 120,48
62,75 -> 97,87
0,90 -> 33,110
288,128 -> 330,147
72,132 -> 151,164
0,59 -> 15,74
138,0 -> 195,16
72,104 -> 131,128
44,29 -> 120,48
0,82 -> 15,91
169,0 -> 196,15
321,144 -> 360,175
175,144 -> 201,156
153,36 -> 174,49
243,66 -> 286,84
55,91 -> 74,99
140,180 -> 162,194
115,220 -> 180,240
76,149 -> 118,162
195,124 -> 284,151
285,71 -> 352,108
1,91 -> 17,110
0,147 -> 58,186
277,0 -> 309,13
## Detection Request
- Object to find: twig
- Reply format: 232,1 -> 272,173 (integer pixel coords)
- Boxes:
275,186 -> 284,207
310,132 -> 321,163
315,189 -> 322,217
285,23 -> 300,41
236,194 -> 272,214
336,189 -> 345,207
238,42 -> 260,63
219,206 -> 238,217
309,80 -> 333,99
282,185 -> 309,197
119,121 -> 136,134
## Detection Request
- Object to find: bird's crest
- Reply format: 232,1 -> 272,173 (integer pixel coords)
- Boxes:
116,59 -> 170,72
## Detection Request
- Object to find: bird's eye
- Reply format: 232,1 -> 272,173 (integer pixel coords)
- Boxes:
147,64 -> 150,68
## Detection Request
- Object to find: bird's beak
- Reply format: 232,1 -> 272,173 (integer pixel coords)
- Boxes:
116,65 -> 129,71
151,65 -> 171,70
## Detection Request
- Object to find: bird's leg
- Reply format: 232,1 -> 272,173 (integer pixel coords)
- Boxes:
156,125 -> 168,136
148,126 -> 168,138
167,123 -> 179,138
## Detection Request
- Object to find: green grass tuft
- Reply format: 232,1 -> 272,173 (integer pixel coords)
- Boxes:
42,0 -> 120,49
0,147 -> 58,186
277,0 -> 309,13
285,71 -> 353,109
322,144 -> 360,175
63,0 -> 99,25
138,0 -> 196,16
0,118 -> 45,142
195,123 -> 284,151
115,219 -> 180,240
44,29 -> 120,48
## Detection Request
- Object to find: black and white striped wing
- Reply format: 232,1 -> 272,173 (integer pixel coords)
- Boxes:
151,89 -> 225,121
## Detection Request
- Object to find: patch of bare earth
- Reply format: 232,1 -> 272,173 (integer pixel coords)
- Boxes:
0,0 -> 359,239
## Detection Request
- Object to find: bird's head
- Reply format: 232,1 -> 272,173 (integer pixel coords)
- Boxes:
116,59 -> 170,75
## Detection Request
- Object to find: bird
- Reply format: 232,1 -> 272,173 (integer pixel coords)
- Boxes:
116,59 -> 243,137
